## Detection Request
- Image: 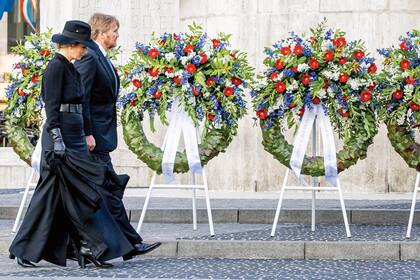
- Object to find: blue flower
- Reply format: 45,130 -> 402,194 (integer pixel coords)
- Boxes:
377,48 -> 390,57
283,69 -> 295,78
192,55 -> 201,66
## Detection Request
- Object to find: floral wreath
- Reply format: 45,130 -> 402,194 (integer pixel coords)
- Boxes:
377,30 -> 420,171
252,20 -> 379,176
119,23 -> 253,174
4,31 -> 54,165
4,31 -> 121,165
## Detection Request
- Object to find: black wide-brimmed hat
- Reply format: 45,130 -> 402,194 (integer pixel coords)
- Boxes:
52,20 -> 93,47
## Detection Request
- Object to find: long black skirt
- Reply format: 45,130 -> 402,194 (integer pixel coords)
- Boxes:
9,112 -> 134,266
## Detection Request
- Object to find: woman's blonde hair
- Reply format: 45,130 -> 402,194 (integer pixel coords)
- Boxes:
89,13 -> 119,40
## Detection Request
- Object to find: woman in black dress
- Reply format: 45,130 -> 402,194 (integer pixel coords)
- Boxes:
9,20 -> 134,268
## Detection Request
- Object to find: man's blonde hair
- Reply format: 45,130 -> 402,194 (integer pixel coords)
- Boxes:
89,13 -> 119,40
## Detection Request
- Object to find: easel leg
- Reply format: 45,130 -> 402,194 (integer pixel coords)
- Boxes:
12,169 -> 35,234
191,172 -> 197,231
271,169 -> 289,237
311,177 -> 317,232
337,179 -> 351,238
136,172 -> 156,234
406,172 -> 420,239
202,169 -> 214,236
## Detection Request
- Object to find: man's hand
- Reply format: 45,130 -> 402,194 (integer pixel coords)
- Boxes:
86,135 -> 96,151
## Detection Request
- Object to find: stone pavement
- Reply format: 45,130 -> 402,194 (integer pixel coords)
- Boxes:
0,255 -> 420,279
3,189 -> 420,278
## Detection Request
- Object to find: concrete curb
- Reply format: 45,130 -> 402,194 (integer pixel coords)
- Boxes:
1,238 -> 420,260
3,207 -> 419,225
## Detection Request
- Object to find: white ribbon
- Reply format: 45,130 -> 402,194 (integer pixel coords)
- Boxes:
290,104 -> 338,187
162,98 -> 202,182
31,109 -> 46,174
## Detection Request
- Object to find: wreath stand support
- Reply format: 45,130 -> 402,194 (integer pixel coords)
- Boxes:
406,172 -> 420,238
12,169 -> 37,234
136,129 -> 215,237
270,118 -> 351,238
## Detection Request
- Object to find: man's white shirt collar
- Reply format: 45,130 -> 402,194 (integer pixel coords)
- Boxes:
94,41 -> 107,57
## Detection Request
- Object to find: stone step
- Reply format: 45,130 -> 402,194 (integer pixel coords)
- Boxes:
2,206 -> 420,225
3,221 -> 420,260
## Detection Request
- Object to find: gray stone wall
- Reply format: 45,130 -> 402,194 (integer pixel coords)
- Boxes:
1,0 -> 418,192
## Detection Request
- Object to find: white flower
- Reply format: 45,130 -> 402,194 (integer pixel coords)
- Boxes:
164,53 -> 175,62
348,78 -> 361,90
180,56 -> 189,65
24,41 -> 34,50
318,89 -> 327,98
404,84 -> 414,95
297,63 -> 309,72
289,80 -> 298,91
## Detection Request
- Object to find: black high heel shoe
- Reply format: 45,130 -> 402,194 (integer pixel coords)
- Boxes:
78,246 -> 113,269
9,253 -> 36,268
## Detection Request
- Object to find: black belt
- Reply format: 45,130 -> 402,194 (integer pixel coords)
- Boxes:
60,104 -> 83,114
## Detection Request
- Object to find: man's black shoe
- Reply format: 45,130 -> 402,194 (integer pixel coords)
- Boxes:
123,242 -> 161,261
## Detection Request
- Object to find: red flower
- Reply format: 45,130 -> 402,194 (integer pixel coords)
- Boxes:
148,48 -> 159,59
152,91 -> 162,99
360,90 -> 372,102
183,44 -> 194,54
206,77 -> 215,87
200,53 -> 207,64
21,68 -> 28,76
338,57 -> 347,65
400,41 -> 409,51
274,59 -> 285,69
192,86 -> 200,96
256,109 -> 268,120
297,107 -> 305,116
164,66 -> 174,73
31,75 -> 39,83
333,37 -> 347,48
392,90 -> 403,100
39,49 -> 50,56
224,87 -> 234,97
129,99 -> 137,107
309,58 -> 319,70
185,63 -> 196,74
293,44 -> 303,55
132,79 -> 142,88
323,50 -> 334,62
231,76 -> 242,86
406,77 -> 416,84
400,59 -> 411,70
212,39 -> 220,48
281,46 -> 291,56
18,89 -> 25,96
312,97 -> 321,105
207,113 -> 215,121
274,81 -> 286,93
269,72 -> 278,80
301,74 -> 311,86
338,72 -> 348,83
148,67 -> 159,77
291,66 -> 298,73
368,63 -> 377,73
353,50 -> 365,60
410,102 -> 420,111
338,108 -> 350,117
173,33 -> 180,40
173,76 -> 181,84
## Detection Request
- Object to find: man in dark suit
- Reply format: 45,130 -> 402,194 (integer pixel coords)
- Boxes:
75,13 -> 160,260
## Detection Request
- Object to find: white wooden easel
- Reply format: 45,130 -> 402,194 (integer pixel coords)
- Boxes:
136,130 -> 215,236
270,119 -> 351,238
406,172 -> 420,238
11,169 -> 37,233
